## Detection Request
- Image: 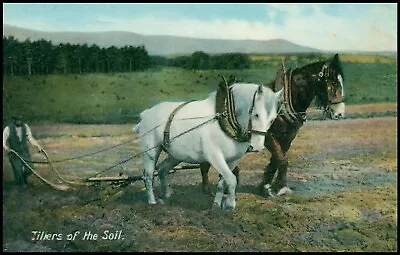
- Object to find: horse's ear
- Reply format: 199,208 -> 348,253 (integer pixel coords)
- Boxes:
333,53 -> 339,63
276,88 -> 284,101
257,84 -> 263,94
331,53 -> 344,77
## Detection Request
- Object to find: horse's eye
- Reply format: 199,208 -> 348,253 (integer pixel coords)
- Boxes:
254,113 -> 259,119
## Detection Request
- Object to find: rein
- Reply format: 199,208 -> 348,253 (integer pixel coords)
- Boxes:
8,149 -> 71,191
8,114 -> 217,183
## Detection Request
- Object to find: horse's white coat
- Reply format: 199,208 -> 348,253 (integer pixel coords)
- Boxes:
133,83 -> 283,210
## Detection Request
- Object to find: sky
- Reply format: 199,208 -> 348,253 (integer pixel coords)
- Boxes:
3,3 -> 397,52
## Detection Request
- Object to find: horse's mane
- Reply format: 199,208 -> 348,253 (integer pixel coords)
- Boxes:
299,57 -> 345,80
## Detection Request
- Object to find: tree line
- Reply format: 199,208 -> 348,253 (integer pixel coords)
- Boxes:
151,51 -> 251,70
3,35 -> 252,77
3,36 -> 151,76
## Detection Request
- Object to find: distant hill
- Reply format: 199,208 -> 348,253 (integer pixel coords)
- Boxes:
4,24 -> 396,57
3,24 -> 322,56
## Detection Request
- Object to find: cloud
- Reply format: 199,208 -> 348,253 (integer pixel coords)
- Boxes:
4,4 -> 397,51
90,6 -> 396,51
262,4 -> 397,51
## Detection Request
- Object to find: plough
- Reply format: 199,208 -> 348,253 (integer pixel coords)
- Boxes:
85,164 -> 200,188
9,148 -> 200,191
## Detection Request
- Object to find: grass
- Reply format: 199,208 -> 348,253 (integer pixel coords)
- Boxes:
2,54 -> 397,125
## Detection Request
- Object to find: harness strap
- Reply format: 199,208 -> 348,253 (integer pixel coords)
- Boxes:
162,100 -> 194,150
224,76 -> 242,133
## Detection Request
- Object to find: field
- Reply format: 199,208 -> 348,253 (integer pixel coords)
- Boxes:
2,54 -> 397,125
2,54 -> 398,251
2,111 -> 397,252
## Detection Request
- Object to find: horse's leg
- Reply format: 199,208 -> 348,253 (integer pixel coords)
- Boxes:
232,166 -> 240,186
274,149 -> 292,196
260,156 -> 278,197
273,153 -> 291,196
260,133 -> 281,197
224,164 -> 240,195
208,153 -> 237,211
200,162 -> 212,195
273,130 -> 298,196
156,156 -> 180,202
142,145 -> 162,205
216,161 -> 241,203
213,176 -> 226,210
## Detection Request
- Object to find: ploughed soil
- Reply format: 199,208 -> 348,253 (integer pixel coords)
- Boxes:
2,114 -> 397,251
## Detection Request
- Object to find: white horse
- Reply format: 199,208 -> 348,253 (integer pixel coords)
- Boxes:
133,83 -> 283,211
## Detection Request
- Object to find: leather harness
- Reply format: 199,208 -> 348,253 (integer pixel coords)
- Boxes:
162,100 -> 194,151
161,75 -> 266,152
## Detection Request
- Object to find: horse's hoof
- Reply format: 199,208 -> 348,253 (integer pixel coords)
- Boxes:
222,199 -> 235,211
263,184 -> 276,198
223,206 -> 234,212
158,198 -> 169,205
277,186 -> 293,196
212,202 -> 222,211
148,200 -> 157,205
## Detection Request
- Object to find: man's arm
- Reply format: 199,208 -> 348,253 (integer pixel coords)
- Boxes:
25,124 -> 42,151
3,126 -> 10,152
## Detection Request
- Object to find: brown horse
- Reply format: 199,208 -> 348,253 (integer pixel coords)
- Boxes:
200,53 -> 345,197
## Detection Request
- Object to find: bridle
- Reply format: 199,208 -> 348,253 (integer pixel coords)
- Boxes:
222,85 -> 270,143
240,88 -> 270,142
315,63 -> 345,115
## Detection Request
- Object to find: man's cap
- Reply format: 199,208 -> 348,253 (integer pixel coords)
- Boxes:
11,113 -> 23,119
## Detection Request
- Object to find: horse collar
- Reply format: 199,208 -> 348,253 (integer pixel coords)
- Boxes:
216,77 -> 248,142
281,67 -> 307,127
216,77 -> 266,143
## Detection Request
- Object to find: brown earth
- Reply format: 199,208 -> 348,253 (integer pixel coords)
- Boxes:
2,113 -> 397,252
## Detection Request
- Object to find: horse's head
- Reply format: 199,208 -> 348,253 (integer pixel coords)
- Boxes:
315,54 -> 345,120
247,85 -> 283,152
